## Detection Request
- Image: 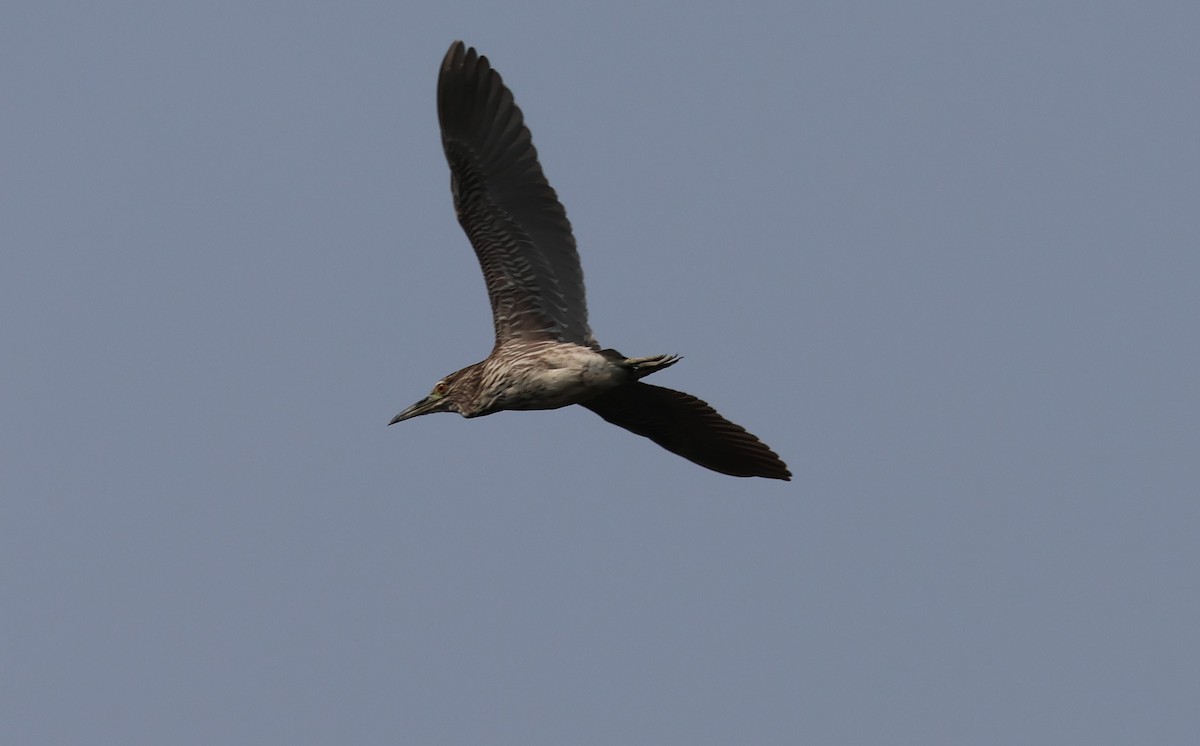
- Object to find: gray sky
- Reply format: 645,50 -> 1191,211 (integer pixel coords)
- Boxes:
3,1 -> 1198,744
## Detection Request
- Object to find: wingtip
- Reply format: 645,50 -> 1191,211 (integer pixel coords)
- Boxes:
744,461 -> 792,481
442,40 -> 485,73
441,40 -> 471,78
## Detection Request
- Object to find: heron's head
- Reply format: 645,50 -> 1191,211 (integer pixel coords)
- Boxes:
388,366 -> 478,424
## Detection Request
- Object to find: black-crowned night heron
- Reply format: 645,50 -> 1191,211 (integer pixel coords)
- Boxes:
390,42 -> 791,481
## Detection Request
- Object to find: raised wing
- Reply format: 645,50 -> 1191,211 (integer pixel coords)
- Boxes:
581,383 -> 792,480
438,41 -> 595,348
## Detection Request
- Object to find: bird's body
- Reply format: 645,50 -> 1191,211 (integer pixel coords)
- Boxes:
390,42 -> 791,481
444,343 -> 641,417
469,342 -> 620,414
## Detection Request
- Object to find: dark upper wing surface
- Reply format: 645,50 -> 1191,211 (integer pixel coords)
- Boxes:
437,41 -> 595,347
581,382 -> 792,480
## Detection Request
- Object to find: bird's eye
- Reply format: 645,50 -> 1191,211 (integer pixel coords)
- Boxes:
434,382 -> 448,396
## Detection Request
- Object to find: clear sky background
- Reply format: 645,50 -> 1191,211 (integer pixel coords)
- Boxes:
3,1 -> 1197,744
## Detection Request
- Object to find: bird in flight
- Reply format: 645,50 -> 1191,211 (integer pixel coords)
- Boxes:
389,41 -> 791,480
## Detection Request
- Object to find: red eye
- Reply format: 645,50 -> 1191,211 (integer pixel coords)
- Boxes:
435,382 -> 448,395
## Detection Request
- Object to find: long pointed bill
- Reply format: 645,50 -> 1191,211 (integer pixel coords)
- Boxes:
388,396 -> 444,425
